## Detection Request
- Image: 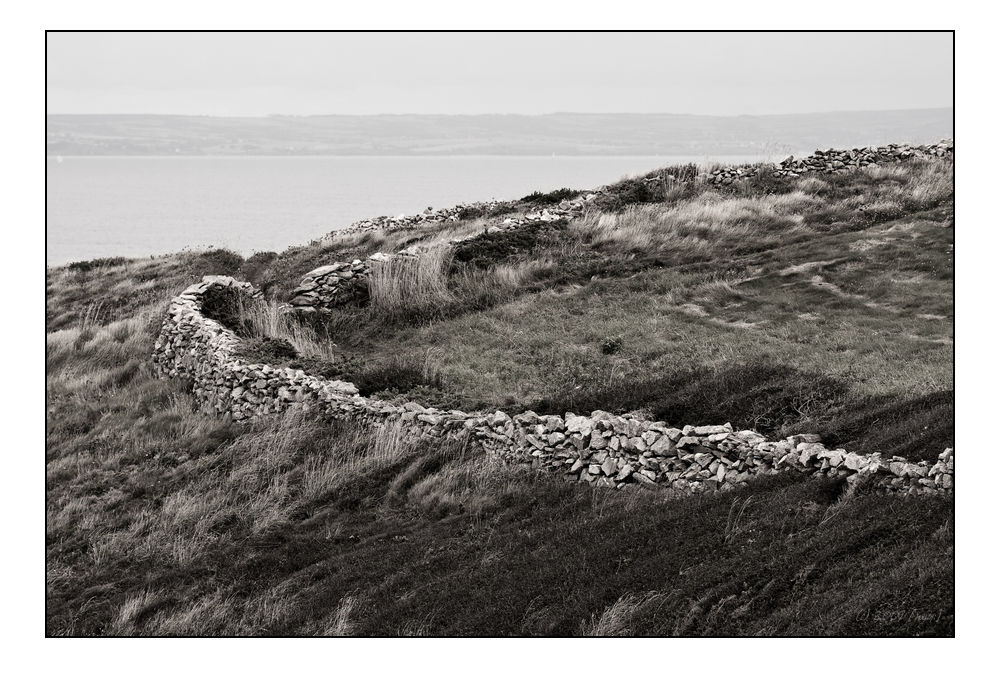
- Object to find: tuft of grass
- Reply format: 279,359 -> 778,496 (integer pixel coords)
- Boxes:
352,352 -> 443,396
455,202 -> 516,221
237,297 -> 342,364
519,187 -> 581,206
320,595 -> 359,636
724,496 -> 755,545
600,336 -> 624,355
582,592 -> 660,637
66,256 -> 129,273
451,221 -> 562,269
367,246 -> 454,315
242,337 -> 298,362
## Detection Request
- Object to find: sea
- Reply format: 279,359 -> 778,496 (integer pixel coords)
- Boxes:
45,154 -> 766,266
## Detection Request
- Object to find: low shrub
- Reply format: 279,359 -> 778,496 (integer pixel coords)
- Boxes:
241,337 -> 299,363
730,165 -> 797,197
603,179 -> 664,211
352,356 -> 443,396
456,202 -> 516,221
193,248 -> 244,276
520,188 -> 580,206
238,251 -> 279,287
286,356 -> 344,379
530,362 -> 842,433
801,390 -> 954,462
66,256 -> 129,273
600,336 -> 624,355
452,220 -> 565,269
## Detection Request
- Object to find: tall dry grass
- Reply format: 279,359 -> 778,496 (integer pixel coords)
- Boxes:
236,296 -> 341,362
902,160 -> 954,208
579,190 -> 811,255
574,158 -> 953,261
581,592 -> 664,636
405,447 -> 538,519
367,246 -> 454,314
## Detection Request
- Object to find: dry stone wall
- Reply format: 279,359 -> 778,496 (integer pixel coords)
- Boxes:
153,276 -> 954,497
291,140 -> 953,313
705,140 -> 954,186
289,199 -> 590,312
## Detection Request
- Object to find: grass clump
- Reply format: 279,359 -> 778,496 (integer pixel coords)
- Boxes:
195,248 -> 244,274
199,284 -> 256,335
452,220 -> 563,269
600,336 -> 624,355
367,246 -> 453,316
241,337 -> 298,362
519,187 -> 581,205
800,390 -> 954,462
455,202 -> 516,221
66,256 -> 129,273
351,354 -> 443,396
603,179 -> 665,211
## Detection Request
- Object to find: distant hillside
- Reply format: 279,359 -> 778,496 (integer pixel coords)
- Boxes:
46,110 -> 953,156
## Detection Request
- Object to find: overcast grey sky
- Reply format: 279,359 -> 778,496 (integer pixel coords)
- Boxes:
46,32 -> 953,116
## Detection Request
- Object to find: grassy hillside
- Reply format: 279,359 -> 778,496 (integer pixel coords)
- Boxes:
45,156 -> 954,636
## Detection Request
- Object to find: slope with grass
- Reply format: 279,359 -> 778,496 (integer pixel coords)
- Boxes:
234,156 -> 954,462
46,149 -> 954,636
151,273 -> 954,498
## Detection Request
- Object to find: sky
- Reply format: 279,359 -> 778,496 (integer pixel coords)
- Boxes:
46,31 -> 953,116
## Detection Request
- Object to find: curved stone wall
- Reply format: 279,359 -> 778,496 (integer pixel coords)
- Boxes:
153,276 -> 954,496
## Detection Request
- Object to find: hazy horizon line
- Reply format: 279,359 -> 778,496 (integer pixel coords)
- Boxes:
47,107 -> 954,119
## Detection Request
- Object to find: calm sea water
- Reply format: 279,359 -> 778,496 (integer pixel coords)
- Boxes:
46,155 -> 763,266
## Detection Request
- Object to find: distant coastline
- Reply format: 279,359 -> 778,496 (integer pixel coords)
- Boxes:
46,109 -> 953,157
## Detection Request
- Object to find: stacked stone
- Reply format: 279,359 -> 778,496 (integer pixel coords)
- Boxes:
466,410 -> 952,496
480,200 -> 582,235
335,201 -> 506,235
707,139 -> 954,185
288,259 -> 370,312
290,195 -> 596,313
153,276 -> 359,420
152,276 -> 955,498
288,251 -> 426,312
327,192 -> 595,240
153,277 -> 485,443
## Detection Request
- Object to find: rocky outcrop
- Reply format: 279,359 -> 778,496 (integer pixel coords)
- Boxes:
153,276 -> 954,497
